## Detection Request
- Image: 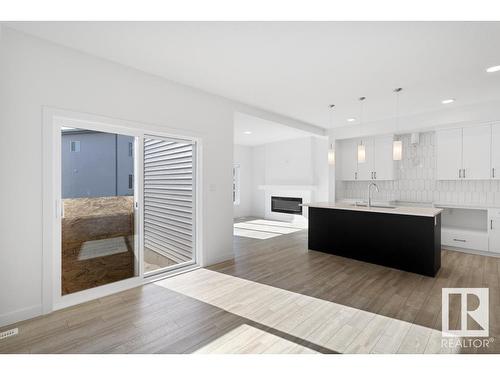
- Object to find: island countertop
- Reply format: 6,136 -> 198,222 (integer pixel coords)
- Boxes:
301,202 -> 442,217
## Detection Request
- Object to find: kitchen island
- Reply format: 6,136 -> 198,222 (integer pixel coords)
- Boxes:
303,202 -> 442,277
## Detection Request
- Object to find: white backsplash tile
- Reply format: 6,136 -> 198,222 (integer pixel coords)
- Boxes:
337,131 -> 499,207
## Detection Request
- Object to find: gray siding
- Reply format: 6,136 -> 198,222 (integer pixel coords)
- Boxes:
62,130 -> 134,198
117,135 -> 135,196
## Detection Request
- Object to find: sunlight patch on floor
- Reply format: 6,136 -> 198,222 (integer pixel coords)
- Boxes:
233,219 -> 303,239
155,268 -> 460,354
233,227 -> 281,239
194,323 -> 317,354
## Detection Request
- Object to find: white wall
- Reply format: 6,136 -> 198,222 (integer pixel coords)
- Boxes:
241,136 -> 329,218
251,144 -> 267,218
264,137 -> 314,185
233,145 -> 253,218
312,137 -> 329,202
0,28 -> 240,325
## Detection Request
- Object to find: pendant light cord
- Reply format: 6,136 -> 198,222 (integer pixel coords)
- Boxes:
394,88 -> 402,135
359,96 -> 365,144
328,104 -> 335,149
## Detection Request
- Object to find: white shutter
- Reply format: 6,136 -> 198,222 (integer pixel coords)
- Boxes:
143,137 -> 195,264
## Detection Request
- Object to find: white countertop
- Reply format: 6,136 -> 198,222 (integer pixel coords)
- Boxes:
433,202 -> 500,210
302,202 -> 443,217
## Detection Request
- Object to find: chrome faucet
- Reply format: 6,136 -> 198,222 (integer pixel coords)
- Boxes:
367,182 -> 379,208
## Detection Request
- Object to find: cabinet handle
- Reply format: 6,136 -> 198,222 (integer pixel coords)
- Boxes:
453,238 -> 466,242
491,219 -> 494,230
374,171 -> 377,179
493,168 -> 496,179
459,169 -> 461,178
355,172 -> 357,180
463,169 -> 466,179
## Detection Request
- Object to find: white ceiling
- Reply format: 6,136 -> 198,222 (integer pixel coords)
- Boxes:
234,112 -> 315,146
7,22 -> 500,128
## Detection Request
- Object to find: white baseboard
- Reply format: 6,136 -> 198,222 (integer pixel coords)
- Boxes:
203,251 -> 234,267
0,304 -> 42,328
443,246 -> 500,258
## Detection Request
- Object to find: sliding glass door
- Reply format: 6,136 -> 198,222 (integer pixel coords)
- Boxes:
52,113 -> 199,307
143,136 -> 196,275
60,127 -> 138,295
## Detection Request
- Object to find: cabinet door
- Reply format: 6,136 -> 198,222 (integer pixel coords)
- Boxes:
462,125 -> 491,180
356,138 -> 374,180
373,135 -> 395,180
340,139 -> 358,181
436,128 -> 462,180
488,210 -> 500,254
491,124 -> 500,179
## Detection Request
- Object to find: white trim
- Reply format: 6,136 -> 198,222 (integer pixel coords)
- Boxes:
135,135 -> 143,278
145,264 -> 201,284
53,277 -> 142,311
42,107 -> 204,315
233,163 -> 241,206
258,185 -> 317,191
442,246 -> 500,258
0,305 -> 42,328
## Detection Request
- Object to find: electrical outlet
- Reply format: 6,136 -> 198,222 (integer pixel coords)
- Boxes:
0,328 -> 18,340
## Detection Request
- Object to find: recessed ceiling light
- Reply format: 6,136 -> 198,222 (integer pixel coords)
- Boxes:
486,65 -> 500,73
243,131 -> 252,135
441,99 -> 455,104
347,118 -> 356,122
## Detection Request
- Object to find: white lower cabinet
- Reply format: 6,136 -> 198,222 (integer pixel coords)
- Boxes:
440,206 -> 500,255
441,227 -> 488,252
488,209 -> 500,254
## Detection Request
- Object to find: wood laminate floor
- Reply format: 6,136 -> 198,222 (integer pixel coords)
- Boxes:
1,219 -> 499,354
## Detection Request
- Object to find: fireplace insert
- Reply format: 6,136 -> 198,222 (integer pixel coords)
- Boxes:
271,196 -> 303,215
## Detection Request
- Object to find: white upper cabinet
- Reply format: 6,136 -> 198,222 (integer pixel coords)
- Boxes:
340,138 -> 358,181
491,124 -> 500,179
436,128 -> 462,180
373,135 -> 395,180
462,125 -> 491,180
338,135 -> 394,181
437,125 -> 493,180
356,138 -> 374,180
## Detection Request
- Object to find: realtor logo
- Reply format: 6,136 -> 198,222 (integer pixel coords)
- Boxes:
442,288 -> 489,337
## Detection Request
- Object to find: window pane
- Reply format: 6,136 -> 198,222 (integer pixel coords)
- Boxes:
61,128 -> 137,295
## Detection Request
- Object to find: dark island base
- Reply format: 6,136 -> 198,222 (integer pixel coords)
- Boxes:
308,207 -> 441,277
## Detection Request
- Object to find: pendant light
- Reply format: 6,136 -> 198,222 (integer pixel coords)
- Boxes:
328,145 -> 335,165
327,104 -> 335,165
357,97 -> 366,163
392,88 -> 403,161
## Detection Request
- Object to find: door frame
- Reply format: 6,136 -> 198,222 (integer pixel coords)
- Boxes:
42,107 -> 203,313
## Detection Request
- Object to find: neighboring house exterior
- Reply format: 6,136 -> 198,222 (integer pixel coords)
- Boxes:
62,129 -> 134,198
